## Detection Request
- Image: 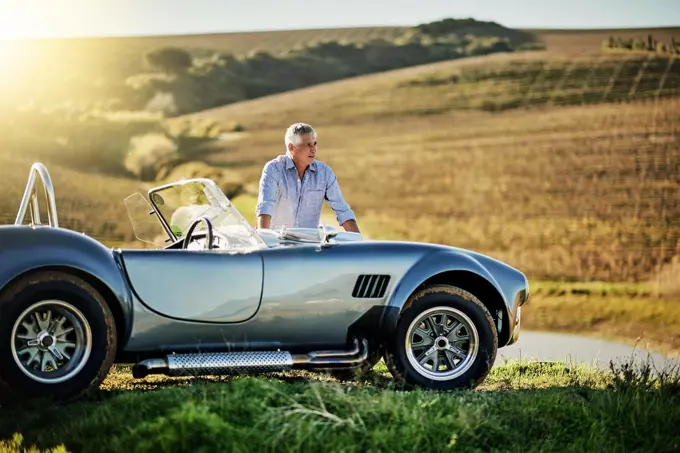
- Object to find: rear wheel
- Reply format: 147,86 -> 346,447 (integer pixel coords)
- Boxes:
385,284 -> 498,390
0,271 -> 117,405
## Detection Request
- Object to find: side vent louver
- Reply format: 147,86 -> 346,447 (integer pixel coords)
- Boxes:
352,274 -> 390,298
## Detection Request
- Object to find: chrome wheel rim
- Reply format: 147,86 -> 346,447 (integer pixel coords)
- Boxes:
11,300 -> 92,384
405,306 -> 479,381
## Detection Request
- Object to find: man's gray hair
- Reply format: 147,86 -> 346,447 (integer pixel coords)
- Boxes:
285,122 -> 317,149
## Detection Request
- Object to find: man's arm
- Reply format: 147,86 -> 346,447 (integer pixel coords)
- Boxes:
324,167 -> 360,234
257,214 -> 271,229
255,161 -> 279,229
340,219 -> 360,233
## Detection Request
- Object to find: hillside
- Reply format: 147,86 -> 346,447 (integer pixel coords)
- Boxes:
3,21 -> 675,115
532,27 -> 680,54
186,50 -> 680,126
0,27 -> 405,110
1,18 -> 541,113
4,25 -> 675,89
182,50 -> 680,283
0,155 -> 147,245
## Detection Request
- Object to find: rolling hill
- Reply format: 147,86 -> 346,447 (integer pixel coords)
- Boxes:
181,49 -> 680,283
3,20 -> 675,112
2,17 -> 547,119
5,24 -> 676,86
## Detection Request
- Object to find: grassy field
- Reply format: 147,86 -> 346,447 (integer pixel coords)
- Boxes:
0,155 -> 147,244
184,50 -> 680,284
0,359 -> 678,453
535,27 -> 680,55
523,281 -> 680,355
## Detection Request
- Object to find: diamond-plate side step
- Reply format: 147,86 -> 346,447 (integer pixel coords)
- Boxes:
131,338 -> 369,378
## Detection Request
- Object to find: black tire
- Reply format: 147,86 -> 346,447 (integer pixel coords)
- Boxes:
0,270 -> 117,406
384,284 -> 498,390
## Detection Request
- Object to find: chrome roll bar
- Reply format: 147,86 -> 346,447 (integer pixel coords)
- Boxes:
15,162 -> 59,228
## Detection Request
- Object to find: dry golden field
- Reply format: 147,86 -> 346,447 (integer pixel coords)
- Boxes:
534,27 -> 680,54
183,50 -> 680,284
0,155 -> 147,245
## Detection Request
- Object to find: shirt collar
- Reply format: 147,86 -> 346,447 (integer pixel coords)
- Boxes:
284,154 -> 317,172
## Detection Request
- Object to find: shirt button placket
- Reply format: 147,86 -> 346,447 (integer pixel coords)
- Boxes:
295,176 -> 301,227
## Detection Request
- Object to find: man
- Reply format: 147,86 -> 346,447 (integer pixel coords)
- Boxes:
255,123 -> 360,233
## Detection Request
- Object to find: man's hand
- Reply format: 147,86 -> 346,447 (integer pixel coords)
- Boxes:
341,219 -> 360,233
257,214 -> 271,229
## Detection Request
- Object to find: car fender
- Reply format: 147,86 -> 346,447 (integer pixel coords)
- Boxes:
380,248 -> 509,337
0,226 -> 133,344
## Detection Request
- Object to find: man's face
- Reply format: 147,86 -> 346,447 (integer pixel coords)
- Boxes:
289,133 -> 317,167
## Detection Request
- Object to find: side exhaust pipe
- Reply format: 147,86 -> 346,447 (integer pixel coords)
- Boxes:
131,338 -> 369,379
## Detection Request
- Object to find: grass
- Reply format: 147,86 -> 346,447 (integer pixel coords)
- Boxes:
0,359 -> 678,453
523,281 -> 680,355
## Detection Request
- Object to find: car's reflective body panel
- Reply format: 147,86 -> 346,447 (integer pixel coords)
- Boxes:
120,249 -> 264,323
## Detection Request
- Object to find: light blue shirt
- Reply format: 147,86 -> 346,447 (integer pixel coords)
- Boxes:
255,154 -> 356,229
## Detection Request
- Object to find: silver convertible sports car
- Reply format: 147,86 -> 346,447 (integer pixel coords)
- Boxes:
0,163 -> 528,405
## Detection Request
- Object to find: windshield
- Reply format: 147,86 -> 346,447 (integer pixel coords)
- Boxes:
148,178 -> 266,250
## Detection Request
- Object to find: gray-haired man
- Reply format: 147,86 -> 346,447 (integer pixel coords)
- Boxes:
255,123 -> 360,233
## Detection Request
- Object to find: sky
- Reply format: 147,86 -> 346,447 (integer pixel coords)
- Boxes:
0,0 -> 678,39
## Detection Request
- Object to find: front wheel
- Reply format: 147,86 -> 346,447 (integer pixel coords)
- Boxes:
385,284 -> 498,390
0,271 -> 117,405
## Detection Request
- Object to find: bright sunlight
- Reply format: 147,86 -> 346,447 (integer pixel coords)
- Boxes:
0,0 -> 97,39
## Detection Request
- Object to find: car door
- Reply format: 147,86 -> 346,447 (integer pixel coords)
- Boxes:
119,248 -> 263,323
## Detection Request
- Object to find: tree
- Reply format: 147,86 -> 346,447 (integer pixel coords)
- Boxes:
145,47 -> 193,74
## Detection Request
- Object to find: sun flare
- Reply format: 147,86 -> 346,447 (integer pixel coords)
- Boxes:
0,1 -> 73,39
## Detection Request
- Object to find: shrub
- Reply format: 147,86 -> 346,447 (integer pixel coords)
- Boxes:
124,133 -> 181,181
145,47 -> 193,73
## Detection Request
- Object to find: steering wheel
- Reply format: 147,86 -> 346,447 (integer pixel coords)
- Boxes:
182,216 -> 214,250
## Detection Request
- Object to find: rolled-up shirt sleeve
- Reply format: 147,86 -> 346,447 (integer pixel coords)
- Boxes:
324,167 -> 356,225
255,161 -> 279,217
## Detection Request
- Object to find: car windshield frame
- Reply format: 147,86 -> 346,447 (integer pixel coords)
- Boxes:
147,177 -> 266,249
